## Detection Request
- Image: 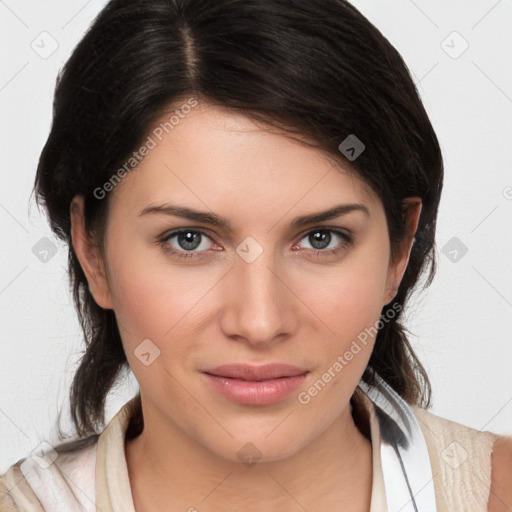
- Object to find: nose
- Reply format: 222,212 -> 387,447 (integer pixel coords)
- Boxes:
220,250 -> 296,348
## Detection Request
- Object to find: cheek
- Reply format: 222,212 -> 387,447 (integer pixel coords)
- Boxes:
104,242 -> 207,351
290,242 -> 391,382
105,257 -> 209,397
297,255 -> 389,338
336,271 -> 387,335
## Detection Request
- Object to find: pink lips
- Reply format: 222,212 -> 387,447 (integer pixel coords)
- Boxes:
202,363 -> 309,405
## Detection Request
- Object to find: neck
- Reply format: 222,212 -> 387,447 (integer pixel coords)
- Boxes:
126,396 -> 372,512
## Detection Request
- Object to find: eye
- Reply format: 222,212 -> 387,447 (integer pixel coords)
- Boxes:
294,228 -> 353,256
158,227 -> 353,260
158,229 -> 217,258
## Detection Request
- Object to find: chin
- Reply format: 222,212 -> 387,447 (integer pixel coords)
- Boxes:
203,430 -> 306,466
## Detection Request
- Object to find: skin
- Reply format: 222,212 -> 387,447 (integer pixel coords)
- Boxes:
488,436 -> 512,511
70,100 -> 422,511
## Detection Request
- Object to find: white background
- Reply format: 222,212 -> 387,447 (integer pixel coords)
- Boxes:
1,0 -> 511,472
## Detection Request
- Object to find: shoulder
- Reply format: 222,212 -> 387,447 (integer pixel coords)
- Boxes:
488,435 -> 512,511
412,405 -> 499,448
0,460 -> 42,511
412,405 -> 499,455
411,406 -> 502,510
0,436 -> 99,512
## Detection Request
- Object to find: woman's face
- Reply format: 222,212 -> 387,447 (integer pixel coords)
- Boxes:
72,100 -> 417,463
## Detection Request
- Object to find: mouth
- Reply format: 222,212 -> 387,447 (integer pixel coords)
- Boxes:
201,363 -> 309,405
203,363 -> 308,381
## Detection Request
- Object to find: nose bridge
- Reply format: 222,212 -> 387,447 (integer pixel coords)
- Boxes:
223,244 -> 291,344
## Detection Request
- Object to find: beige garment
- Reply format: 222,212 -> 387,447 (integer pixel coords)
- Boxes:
412,405 -> 498,511
0,392 -> 499,511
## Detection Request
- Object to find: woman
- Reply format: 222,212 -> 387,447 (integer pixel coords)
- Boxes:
1,0 -> 511,510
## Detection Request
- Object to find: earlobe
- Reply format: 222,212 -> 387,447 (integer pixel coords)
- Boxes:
70,195 -> 114,310
384,286 -> 398,305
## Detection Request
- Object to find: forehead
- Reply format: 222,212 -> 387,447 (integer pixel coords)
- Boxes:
108,102 -> 380,221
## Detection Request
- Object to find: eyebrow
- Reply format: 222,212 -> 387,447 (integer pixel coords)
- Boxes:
139,202 -> 370,230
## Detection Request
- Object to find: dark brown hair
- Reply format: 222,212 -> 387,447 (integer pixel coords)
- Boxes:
32,0 -> 443,440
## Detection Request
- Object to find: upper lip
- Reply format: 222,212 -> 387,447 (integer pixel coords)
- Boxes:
203,363 -> 308,381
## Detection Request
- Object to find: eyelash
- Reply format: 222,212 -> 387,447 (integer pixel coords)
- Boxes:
157,227 -> 354,260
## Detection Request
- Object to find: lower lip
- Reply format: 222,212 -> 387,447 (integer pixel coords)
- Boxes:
203,372 -> 308,405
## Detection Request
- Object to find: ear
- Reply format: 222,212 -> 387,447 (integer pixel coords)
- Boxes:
384,197 -> 422,305
70,195 -> 114,310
